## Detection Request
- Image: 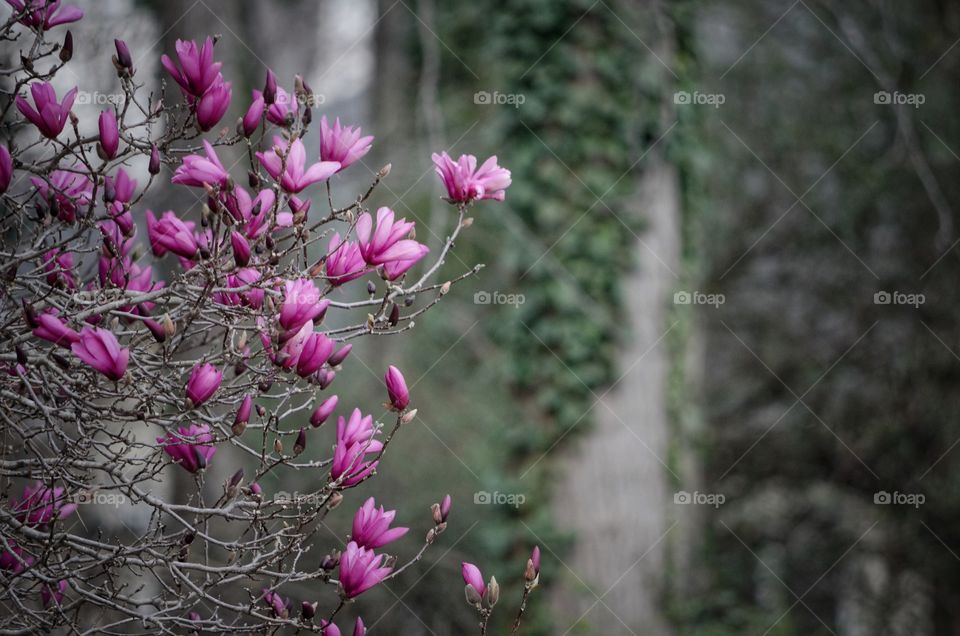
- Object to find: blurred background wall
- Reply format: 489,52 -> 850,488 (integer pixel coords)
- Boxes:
22,0 -> 960,633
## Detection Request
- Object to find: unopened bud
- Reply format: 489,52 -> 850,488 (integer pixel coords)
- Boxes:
326,492 -> 343,510
378,163 -> 392,178
162,313 -> 176,337
426,527 -> 436,544
486,576 -> 500,607
59,31 -> 73,62
401,408 -> 418,423
462,217 -> 474,228
301,600 -> 317,620
440,281 -> 451,295
366,280 -> 377,295
464,584 -> 482,606
273,438 -> 283,454
389,303 -> 400,327
148,144 -> 161,174
293,427 -> 307,455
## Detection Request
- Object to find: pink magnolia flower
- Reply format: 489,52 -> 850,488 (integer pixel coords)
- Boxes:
261,589 -> 289,618
235,394 -> 253,427
41,580 -> 67,607
16,82 -> 77,139
438,494 -> 452,522
265,86 -> 297,126
221,187 -> 276,239
13,482 -> 77,526
462,562 -> 486,598
0,145 -> 12,193
353,618 -> 366,636
33,311 -> 79,347
196,76 -> 231,132
161,37 -> 222,99
71,327 -> 128,381
338,541 -> 392,598
331,409 -> 382,488
310,394 -> 338,427
171,141 -> 229,189
157,424 -> 217,473
355,207 -> 428,266
325,233 -> 366,286
215,267 -> 263,308
256,136 -> 339,193
186,362 -> 222,407
43,248 -> 76,289
276,319 -> 312,369
30,167 -> 92,223
105,168 -> 137,235
351,497 -> 409,549
242,91 -> 265,137
98,109 -> 119,159
230,231 -> 251,266
296,332 -> 334,378
319,116 -> 373,171
5,0 -> 83,29
146,210 -> 199,259
384,365 -> 409,411
432,152 -> 511,203
328,343 -> 352,367
279,278 -> 329,332
0,542 -> 33,574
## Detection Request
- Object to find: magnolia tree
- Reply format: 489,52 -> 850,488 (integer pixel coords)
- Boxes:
0,2 -> 539,634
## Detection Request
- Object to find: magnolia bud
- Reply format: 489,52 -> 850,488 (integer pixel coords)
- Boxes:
301,601 -> 317,620
426,527 -> 436,544
486,576 -> 500,607
148,144 -> 160,174
263,69 -> 277,104
21,300 -> 38,328
293,427 -> 307,455
440,281 -> 451,295
462,216 -> 474,228
366,280 -> 376,295
162,314 -> 176,337
310,395 -> 338,427
401,408 -> 418,423
273,438 -> 283,454
326,492 -> 343,510
378,163 -> 392,178
114,39 -> 133,73
15,345 -> 27,367
431,503 -> 443,525
389,303 -> 400,326
464,584 -> 482,606
59,31 -> 73,62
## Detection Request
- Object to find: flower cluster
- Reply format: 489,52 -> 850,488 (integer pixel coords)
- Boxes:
0,10 -> 527,634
